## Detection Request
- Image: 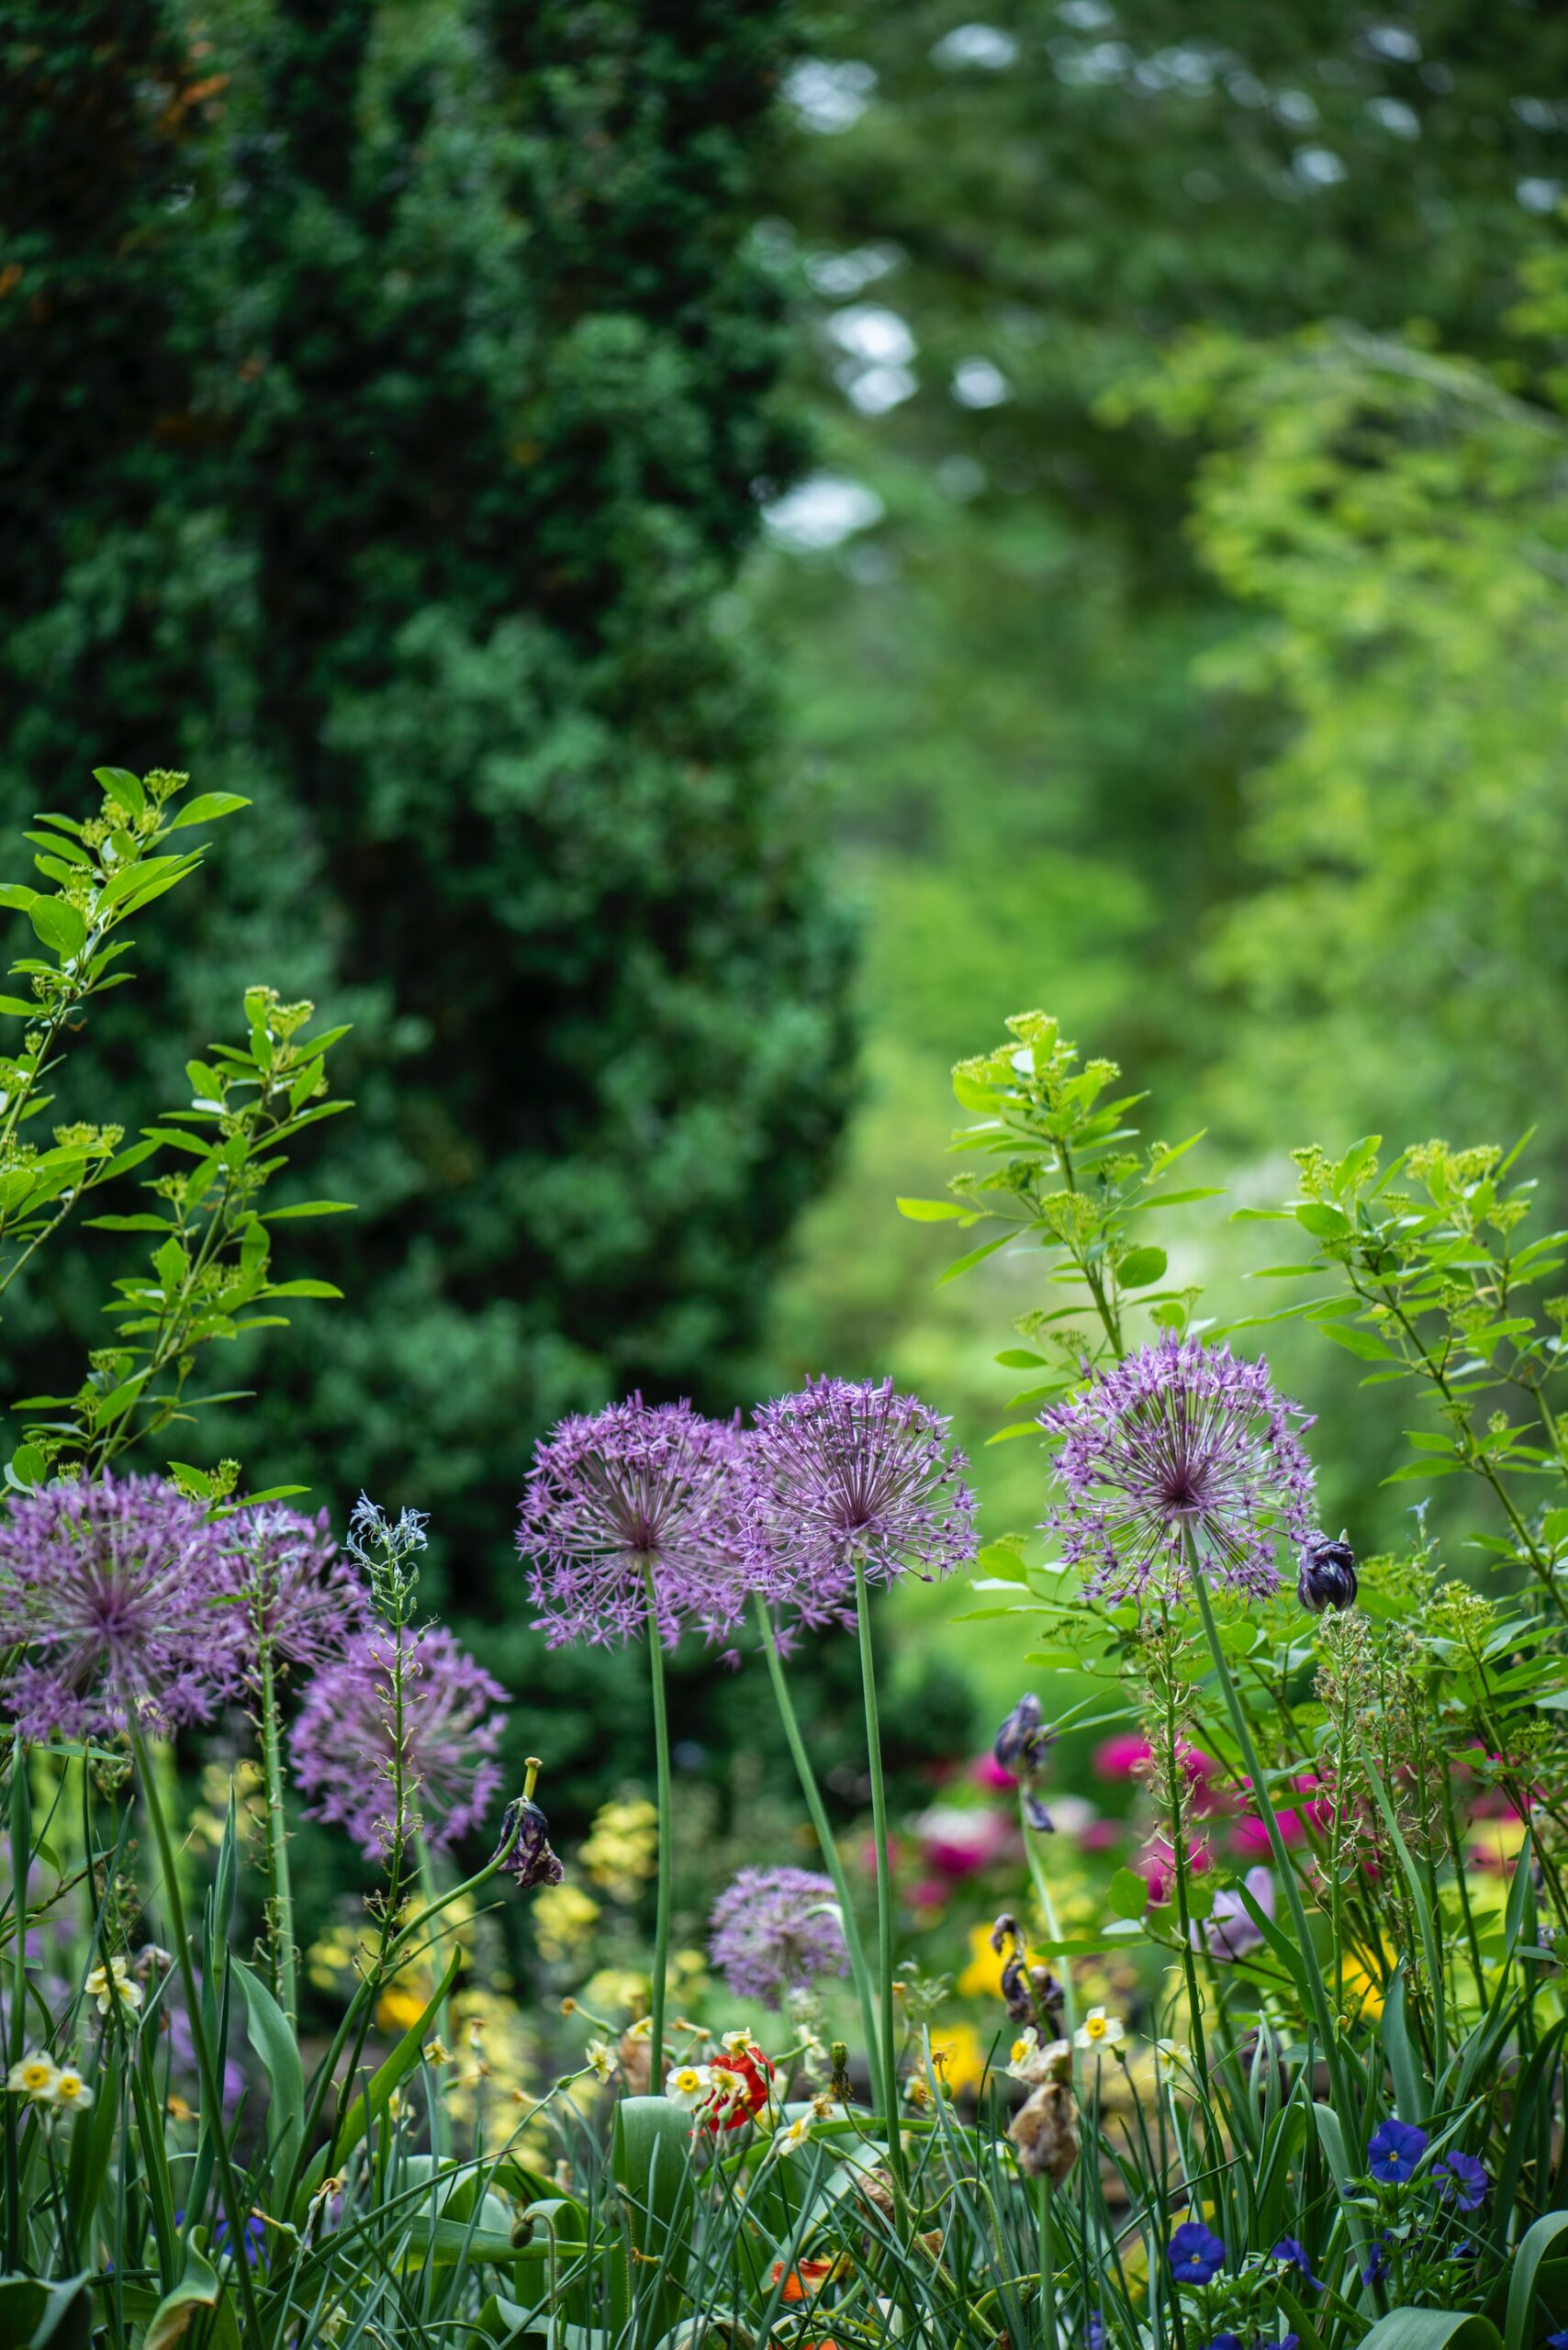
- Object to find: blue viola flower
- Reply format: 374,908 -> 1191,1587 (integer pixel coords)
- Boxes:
1367,2118 -> 1428,2184
1432,2151 -> 1487,2211
1361,2231 -> 1394,2286
1086,2319 -> 1103,2350
1546,2331 -> 1568,2350
1168,2221 -> 1226,2284
1271,2236 -> 1322,2289
1203,2335 -> 1243,2350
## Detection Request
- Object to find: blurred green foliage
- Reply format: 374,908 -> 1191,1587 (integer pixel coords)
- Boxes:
0,0 -> 862,1815
751,2 -> 1568,1692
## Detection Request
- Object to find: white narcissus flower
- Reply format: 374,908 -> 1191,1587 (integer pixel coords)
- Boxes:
51,2067 -> 93,2112
85,1955 -> 142,2018
664,2063 -> 713,2112
1073,2006 -> 1125,2053
6,2053 -> 59,2104
1005,2026 -> 1043,2081
774,2113 -> 813,2157
586,2040 -> 616,2084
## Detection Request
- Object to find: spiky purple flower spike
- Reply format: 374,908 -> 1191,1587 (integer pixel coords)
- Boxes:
291,1623 -> 507,1858
0,1474 -> 241,1740
215,1504 -> 369,1682
745,1376 -> 977,1630
517,1396 -> 749,1650
1040,1335 -> 1316,1605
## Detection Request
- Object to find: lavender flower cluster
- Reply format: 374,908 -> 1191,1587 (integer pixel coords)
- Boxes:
0,1479 -> 507,1859
708,1865 -> 849,2007
515,1377 -> 977,1651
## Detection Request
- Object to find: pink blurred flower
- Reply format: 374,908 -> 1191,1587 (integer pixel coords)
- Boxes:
1094,1734 -> 1152,1778
917,1805 -> 1009,1878
1080,1819 -> 1121,1853
1231,1808 -> 1309,1858
1136,1837 -> 1212,1904
972,1753 -> 1018,1791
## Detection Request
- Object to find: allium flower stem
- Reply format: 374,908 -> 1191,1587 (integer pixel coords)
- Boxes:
1036,2174 -> 1058,2350
1183,1532 -> 1349,2117
644,1561 -> 673,2071
853,1559 -> 903,2188
752,1594 -> 883,2112
1153,1615 -> 1211,2100
415,1835 -> 452,2163
130,1729 -> 265,2350
256,1641 -> 297,2028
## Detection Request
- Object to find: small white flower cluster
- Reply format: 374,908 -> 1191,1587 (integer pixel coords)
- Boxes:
87,1955 -> 144,2019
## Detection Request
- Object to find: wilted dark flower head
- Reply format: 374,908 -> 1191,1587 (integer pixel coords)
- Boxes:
517,1397 -> 748,1650
1040,1336 -> 1316,1605
990,1911 -> 1062,2033
1297,1529 -> 1358,1616
216,1504 -> 369,1680
490,1796 -> 564,1891
0,1474 -> 239,1740
745,1377 -> 976,1630
708,1866 -> 849,2007
290,1622 -> 507,1857
994,1694 -> 1055,1830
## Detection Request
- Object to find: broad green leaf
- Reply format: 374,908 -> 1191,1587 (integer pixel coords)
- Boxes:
1106,1867 -> 1148,1919
143,2244 -> 239,2350
1117,1244 -> 1167,1287
896,1196 -> 970,1220
166,792 -> 252,830
1358,2316 -> 1501,2350
93,766 -> 146,815
28,898 -> 85,957
1505,2209 -> 1568,2350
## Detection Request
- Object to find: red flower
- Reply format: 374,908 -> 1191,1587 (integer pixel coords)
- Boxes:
695,2041 -> 775,2133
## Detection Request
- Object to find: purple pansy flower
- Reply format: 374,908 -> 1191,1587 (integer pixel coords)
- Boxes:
1039,1335 -> 1316,1604
1271,2236 -> 1322,2288
1167,2221 -> 1226,2284
517,1397 -> 749,1649
1432,2150 -> 1487,2210
1368,2117 -> 1428,2184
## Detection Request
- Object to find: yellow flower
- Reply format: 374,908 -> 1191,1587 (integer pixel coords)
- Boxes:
533,1883 -> 602,1964
85,1956 -> 142,2019
6,2053 -> 59,2104
957,1921 -> 1046,2001
929,2022 -> 990,2095
1338,1946 -> 1392,2026
579,1800 -> 659,1902
375,1983 -> 429,2033
423,2038 -> 452,2068
52,2067 -> 92,2111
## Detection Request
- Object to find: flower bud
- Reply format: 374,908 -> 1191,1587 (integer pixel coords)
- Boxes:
993,1693 -> 1051,1778
491,1795 -> 565,1889
1297,1530 -> 1357,1615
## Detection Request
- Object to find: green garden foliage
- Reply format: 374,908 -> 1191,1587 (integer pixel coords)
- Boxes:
0,0 -> 855,1653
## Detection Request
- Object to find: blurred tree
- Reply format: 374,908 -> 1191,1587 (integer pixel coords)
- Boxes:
0,0 -> 856,1818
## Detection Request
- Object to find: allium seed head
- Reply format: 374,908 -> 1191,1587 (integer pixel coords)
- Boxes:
0,1474 -> 240,1740
518,1396 -> 749,1649
708,1866 -> 849,2008
290,1622 -> 507,1857
1040,1335 -> 1316,1605
745,1377 -> 976,1630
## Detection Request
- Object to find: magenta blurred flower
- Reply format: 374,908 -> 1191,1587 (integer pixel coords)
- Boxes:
517,1396 -> 749,1650
291,1622 -> 507,1856
917,1804 -> 1008,1879
1093,1733 -> 1152,1778
973,1752 -> 1017,1791
745,1377 -> 976,1630
1136,1836 -> 1212,1905
1040,1335 -> 1316,1604
0,1474 -> 239,1740
1232,1807 -> 1310,1858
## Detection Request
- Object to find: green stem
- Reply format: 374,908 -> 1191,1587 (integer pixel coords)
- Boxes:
853,1559 -> 902,2188
416,1838 -> 451,2160
258,1644 -> 297,2028
1184,1538 -> 1350,2118
644,1562 -> 673,2076
130,1730 -> 266,2350
754,1593 -> 885,2113
1036,2173 -> 1058,2350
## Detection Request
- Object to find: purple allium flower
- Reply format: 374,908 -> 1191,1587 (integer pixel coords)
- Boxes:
707,1866 -> 849,2007
1194,1866 -> 1273,1964
215,1504 -> 368,1681
517,1397 -> 748,1650
1167,2221 -> 1226,2284
745,1377 -> 976,1631
1433,2150 -> 1487,2210
291,1623 -> 507,1857
0,1474 -> 239,1740
1039,1336 -> 1316,1604
1367,2117 -> 1428,2184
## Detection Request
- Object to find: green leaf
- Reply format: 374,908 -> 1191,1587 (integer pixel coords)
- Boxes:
263,1279 -> 344,1300
293,1947 -> 461,2224
233,1957 -> 304,2181
1505,2210 -> 1568,2350
1316,1319 -> 1402,1363
1357,2316 -> 1501,2350
896,1196 -> 970,1221
1116,1245 -> 1167,1288
1295,1201 -> 1350,1240
610,2098 -> 694,2339
28,898 -> 85,957
143,2244 -> 240,2350
936,1231 -> 1014,1283
1106,1867 -> 1148,1919
165,792 -> 252,830
0,886 -> 39,915
93,766 -> 146,815
261,1199 -> 357,1220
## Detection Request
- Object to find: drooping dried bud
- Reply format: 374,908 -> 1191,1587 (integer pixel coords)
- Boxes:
1008,2073 -> 1079,2184
1297,1530 -> 1357,1616
993,1692 -> 1051,1777
618,2023 -> 653,2095
829,2042 -> 853,2101
490,1796 -> 565,1890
